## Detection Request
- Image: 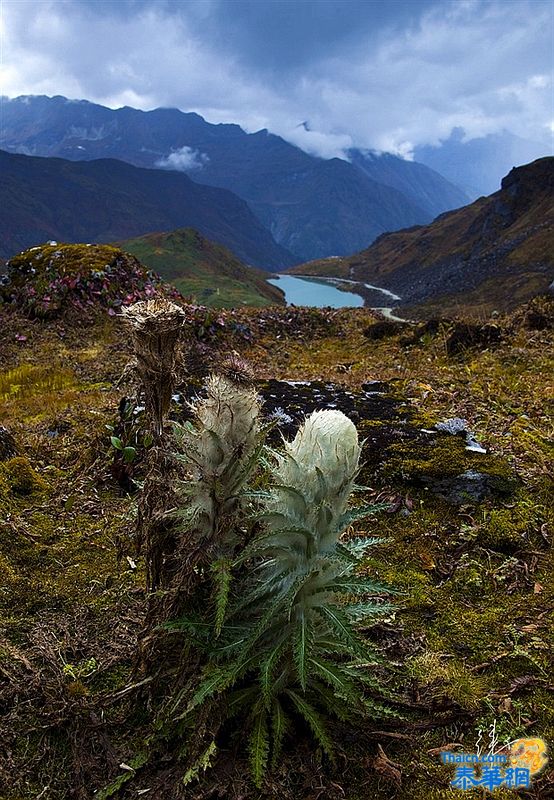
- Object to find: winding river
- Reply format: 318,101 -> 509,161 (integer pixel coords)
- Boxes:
268,274 -> 404,320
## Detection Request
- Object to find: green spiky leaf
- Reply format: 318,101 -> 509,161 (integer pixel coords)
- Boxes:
293,611 -> 310,690
329,577 -> 395,595
211,558 -> 232,637
343,535 -> 392,556
309,656 -> 358,698
182,662 -> 242,717
249,709 -> 270,787
315,604 -> 368,658
270,698 -> 289,768
225,686 -> 259,720
260,639 -> 287,707
337,503 -> 391,530
286,690 -> 336,764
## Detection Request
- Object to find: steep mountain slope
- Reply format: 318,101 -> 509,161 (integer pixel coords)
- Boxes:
117,228 -> 284,308
289,158 -> 554,317
1,95 -> 468,261
348,149 -> 468,218
415,128 -> 550,199
247,155 -> 429,261
0,149 -> 294,268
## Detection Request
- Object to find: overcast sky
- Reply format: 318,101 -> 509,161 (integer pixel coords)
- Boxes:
1,0 -> 553,158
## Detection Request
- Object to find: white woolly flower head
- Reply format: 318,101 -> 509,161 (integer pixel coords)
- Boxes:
276,409 -> 360,505
180,374 -> 261,478
197,374 -> 260,454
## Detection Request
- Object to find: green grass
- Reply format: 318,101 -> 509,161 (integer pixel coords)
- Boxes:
118,228 -> 285,308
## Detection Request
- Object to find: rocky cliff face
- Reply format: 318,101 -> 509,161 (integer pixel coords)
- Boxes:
294,158 -> 553,317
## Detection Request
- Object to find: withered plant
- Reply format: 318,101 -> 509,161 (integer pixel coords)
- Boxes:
121,298 -> 186,440
122,298 -> 186,590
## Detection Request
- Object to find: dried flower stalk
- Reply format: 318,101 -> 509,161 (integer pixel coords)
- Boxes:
121,299 -> 186,438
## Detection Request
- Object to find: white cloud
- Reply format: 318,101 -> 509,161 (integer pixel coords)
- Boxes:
1,0 -> 552,158
155,146 -> 209,171
281,125 -> 353,160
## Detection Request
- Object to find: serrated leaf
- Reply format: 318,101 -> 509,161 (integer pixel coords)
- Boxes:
260,639 -> 286,707
181,664 -> 240,717
225,686 -> 258,720
182,741 -> 217,786
344,602 -> 396,621
294,611 -> 309,690
270,698 -> 289,768
334,542 -> 360,564
362,697 -> 404,718
286,690 -> 335,764
211,558 -> 232,637
329,577 -> 395,596
337,503 -> 391,530
309,656 -> 357,697
315,605 -> 367,658
234,526 -> 316,565
249,710 -> 269,787
270,483 -> 308,514
343,535 -> 392,556
311,680 -> 357,723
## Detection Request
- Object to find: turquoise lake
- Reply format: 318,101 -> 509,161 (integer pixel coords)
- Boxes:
268,275 -> 364,308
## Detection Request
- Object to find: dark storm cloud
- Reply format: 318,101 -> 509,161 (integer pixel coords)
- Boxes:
3,0 -> 553,157
197,0 -> 435,72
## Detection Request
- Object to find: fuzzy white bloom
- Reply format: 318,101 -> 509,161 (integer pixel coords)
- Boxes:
174,374 -> 261,542
262,409 -> 362,584
194,375 -> 260,476
276,410 -> 360,506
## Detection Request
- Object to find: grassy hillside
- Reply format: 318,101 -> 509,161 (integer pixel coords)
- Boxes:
117,228 -> 284,308
287,255 -> 352,279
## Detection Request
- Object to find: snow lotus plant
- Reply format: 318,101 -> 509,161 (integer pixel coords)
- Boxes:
170,403 -> 396,786
173,373 -> 262,553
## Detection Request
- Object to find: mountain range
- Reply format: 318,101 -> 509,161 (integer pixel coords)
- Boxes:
0,149 -> 294,267
0,95 -> 469,263
289,158 -> 554,317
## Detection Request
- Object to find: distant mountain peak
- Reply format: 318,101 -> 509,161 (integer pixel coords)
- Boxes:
1,94 -> 472,263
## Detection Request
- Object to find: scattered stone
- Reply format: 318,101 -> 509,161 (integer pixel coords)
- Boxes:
400,318 -> 450,345
522,309 -> 552,331
435,417 -> 487,454
361,380 -> 391,394
363,319 -> 405,340
445,322 -> 503,356
435,417 -> 469,436
423,468 -> 513,505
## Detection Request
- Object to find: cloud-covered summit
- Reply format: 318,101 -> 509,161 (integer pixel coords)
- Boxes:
2,0 -> 552,159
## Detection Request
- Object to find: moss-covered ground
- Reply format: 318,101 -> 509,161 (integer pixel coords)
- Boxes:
0,296 -> 552,799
